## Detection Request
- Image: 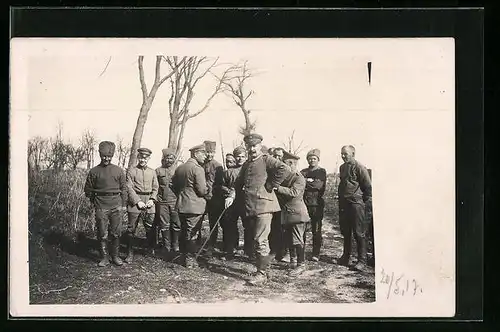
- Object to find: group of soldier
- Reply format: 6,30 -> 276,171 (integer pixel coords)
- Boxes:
84,132 -> 373,286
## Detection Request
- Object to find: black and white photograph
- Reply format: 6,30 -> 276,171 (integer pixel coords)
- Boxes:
10,37 -> 456,317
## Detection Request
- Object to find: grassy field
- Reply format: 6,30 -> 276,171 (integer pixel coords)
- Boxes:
28,169 -> 375,305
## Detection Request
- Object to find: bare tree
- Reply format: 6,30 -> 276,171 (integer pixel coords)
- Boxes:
164,56 -> 235,157
217,61 -> 257,136
67,144 -> 86,170
80,128 -> 97,169
281,129 -> 307,156
128,55 -> 186,169
116,135 -> 131,169
45,123 -> 71,172
28,136 -> 49,172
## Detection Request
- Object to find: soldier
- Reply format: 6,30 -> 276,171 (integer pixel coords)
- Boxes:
171,144 -> 209,268
219,146 -> 247,260
276,151 -> 311,276
84,141 -> 127,267
269,146 -> 288,262
155,148 -> 180,253
225,153 -> 236,169
300,149 -> 327,262
337,145 -> 372,272
203,140 -> 225,254
234,133 -> 288,285
124,148 -> 159,263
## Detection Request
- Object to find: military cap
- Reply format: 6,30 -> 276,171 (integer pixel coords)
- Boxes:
306,148 -> 321,159
162,148 -> 176,157
204,140 -> 217,152
243,133 -> 263,145
233,146 -> 246,156
98,141 -> 116,156
189,144 -> 206,153
137,147 -> 153,157
282,151 -> 300,161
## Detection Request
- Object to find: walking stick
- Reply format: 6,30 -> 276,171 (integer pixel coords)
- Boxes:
194,205 -> 230,259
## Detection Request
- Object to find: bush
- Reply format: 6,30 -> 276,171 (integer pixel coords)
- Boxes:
323,173 -> 340,220
28,169 -> 96,239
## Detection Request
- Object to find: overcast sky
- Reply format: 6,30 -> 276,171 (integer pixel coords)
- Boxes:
23,38 -> 454,173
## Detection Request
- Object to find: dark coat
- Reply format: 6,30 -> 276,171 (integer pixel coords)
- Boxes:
275,171 -> 310,224
300,166 -> 327,207
235,154 -> 289,218
338,159 -> 372,205
172,158 -> 208,214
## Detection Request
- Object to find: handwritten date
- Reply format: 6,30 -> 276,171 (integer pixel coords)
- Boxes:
380,268 -> 424,299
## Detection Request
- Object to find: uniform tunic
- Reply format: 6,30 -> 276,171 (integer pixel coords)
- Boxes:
234,154 -> 289,257
155,165 -> 180,232
84,163 -> 127,240
172,158 -> 208,214
84,163 -> 127,210
338,159 -> 372,262
275,171 -> 310,224
155,165 -> 177,205
300,166 -> 327,256
300,166 -> 327,207
126,165 -> 159,213
235,154 -> 288,218
339,160 -> 372,205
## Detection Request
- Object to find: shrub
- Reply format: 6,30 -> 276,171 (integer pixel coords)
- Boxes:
28,169 -> 96,239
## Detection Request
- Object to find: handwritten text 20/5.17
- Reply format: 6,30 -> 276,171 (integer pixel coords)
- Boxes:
380,268 -> 424,299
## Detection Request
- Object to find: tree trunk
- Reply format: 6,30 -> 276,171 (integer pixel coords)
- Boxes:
128,99 -> 152,169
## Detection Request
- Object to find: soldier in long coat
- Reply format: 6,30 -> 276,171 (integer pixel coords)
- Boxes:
124,148 -> 159,263
234,133 -> 289,285
276,151 -> 311,276
300,148 -> 327,262
218,146 -> 247,260
84,141 -> 127,267
171,144 -> 209,268
155,148 -> 180,252
269,147 -> 289,262
337,145 -> 372,272
202,140 -> 225,254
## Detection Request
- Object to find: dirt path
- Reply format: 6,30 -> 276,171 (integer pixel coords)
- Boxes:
29,218 -> 375,304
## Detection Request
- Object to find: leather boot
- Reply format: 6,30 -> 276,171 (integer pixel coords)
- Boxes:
184,240 -> 199,268
146,228 -> 156,256
170,230 -> 180,252
354,237 -> 369,271
98,240 -> 110,267
110,237 -> 123,266
289,246 -> 297,269
337,234 -> 351,266
289,245 -> 306,277
161,229 -> 170,251
247,255 -> 269,286
124,233 -> 134,264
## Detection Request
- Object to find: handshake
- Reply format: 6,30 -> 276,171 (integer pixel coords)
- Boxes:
137,200 -> 155,210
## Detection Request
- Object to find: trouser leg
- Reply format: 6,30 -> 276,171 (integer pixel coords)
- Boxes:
180,214 -> 203,267
95,209 -> 110,267
242,217 -> 255,257
352,203 -> 368,264
142,212 -> 156,254
124,212 -> 140,263
338,202 -> 353,265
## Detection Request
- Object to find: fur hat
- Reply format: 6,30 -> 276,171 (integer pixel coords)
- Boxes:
98,141 -> 116,156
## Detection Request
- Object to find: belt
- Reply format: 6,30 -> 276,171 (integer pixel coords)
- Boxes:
135,191 -> 152,195
94,192 -> 120,196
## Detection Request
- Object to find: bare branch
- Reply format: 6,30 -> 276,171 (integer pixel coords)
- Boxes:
159,57 -> 186,86
138,56 -> 148,101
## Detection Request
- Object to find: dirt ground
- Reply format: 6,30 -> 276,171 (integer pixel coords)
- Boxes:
29,216 -> 375,305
